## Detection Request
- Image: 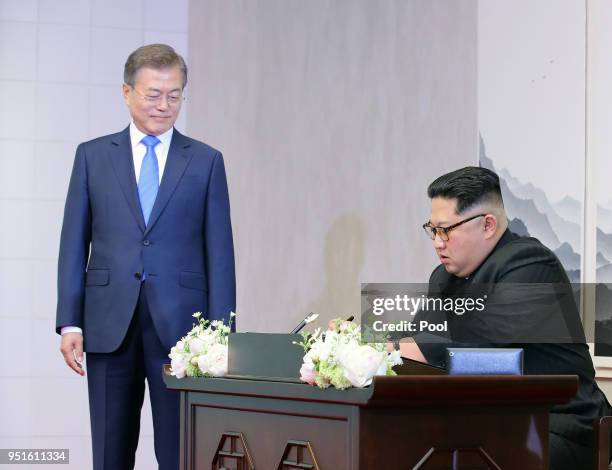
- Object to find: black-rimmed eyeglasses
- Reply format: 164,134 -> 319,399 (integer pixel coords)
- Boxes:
422,214 -> 486,241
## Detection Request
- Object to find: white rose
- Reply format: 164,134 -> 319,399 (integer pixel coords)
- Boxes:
197,343 -> 228,377
299,356 -> 316,385
170,355 -> 187,379
318,341 -> 333,362
303,349 -> 315,364
307,340 -> 327,362
337,343 -> 385,388
196,354 -> 210,375
188,337 -> 206,355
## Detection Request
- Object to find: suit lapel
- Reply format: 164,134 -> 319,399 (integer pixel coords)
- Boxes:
108,126 -> 146,232
144,129 -> 193,236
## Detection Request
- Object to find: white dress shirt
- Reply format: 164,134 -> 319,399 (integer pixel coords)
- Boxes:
61,122 -> 174,336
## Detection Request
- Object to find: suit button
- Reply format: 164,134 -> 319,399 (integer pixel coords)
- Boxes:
143,240 -> 150,246
134,272 -> 142,280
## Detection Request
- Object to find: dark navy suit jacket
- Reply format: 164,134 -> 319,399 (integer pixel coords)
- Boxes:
56,126 -> 236,353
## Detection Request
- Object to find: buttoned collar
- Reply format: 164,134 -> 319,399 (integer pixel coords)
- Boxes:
129,121 -> 174,150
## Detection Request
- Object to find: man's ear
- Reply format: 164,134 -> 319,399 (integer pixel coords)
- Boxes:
483,214 -> 498,239
122,83 -> 130,104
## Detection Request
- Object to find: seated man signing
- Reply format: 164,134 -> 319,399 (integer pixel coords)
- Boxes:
395,166 -> 610,470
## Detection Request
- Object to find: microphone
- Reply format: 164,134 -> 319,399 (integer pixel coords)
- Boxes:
290,312 -> 319,334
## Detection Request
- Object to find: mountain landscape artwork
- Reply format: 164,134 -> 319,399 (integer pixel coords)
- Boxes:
477,0 -> 612,355
479,136 -> 612,355
479,136 -> 588,282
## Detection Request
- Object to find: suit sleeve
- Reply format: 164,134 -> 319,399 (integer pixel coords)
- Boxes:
204,152 -> 236,324
55,143 -> 91,334
409,266 -> 454,367
415,246 -> 584,367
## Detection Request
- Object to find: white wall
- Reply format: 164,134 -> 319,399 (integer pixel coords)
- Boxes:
187,0 -> 479,333
0,1 -> 188,468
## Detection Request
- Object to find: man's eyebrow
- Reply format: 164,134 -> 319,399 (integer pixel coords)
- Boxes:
145,87 -> 182,93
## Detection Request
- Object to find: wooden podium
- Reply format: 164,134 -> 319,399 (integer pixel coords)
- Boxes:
163,334 -> 578,469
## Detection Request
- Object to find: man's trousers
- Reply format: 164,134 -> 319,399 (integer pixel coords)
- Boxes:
86,284 -> 180,470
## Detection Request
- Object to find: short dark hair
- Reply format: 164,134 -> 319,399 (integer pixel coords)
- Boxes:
427,166 -> 503,214
124,44 -> 188,88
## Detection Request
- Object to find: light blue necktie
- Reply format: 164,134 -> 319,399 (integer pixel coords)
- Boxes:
138,135 -> 161,225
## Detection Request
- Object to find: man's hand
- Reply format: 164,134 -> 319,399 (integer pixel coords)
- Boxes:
60,332 -> 85,376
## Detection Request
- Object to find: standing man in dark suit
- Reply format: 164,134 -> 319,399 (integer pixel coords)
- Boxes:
394,167 -> 609,470
56,44 -> 235,470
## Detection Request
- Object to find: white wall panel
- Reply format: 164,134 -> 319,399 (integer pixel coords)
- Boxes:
0,0 -> 37,21
38,0 -> 90,25
36,83 -> 88,141
0,141 -> 35,198
143,0 -> 188,33
0,1 -> 189,468
89,27 -> 143,85
0,259 -> 35,318
90,0 -> 143,29
37,24 -> 90,83
0,81 -> 36,139
33,141 -> 74,199
0,200 -> 35,257
32,260 -> 58,319
0,21 -> 37,80
0,318 -> 33,376
87,85 -> 130,137
30,200 -> 63,259
144,31 -> 188,58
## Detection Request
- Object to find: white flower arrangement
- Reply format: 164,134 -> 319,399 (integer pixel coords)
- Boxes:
168,312 -> 235,379
296,318 -> 403,389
